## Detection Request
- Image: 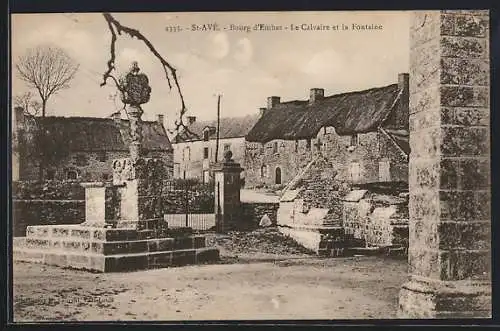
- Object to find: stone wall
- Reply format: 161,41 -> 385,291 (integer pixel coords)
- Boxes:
12,179 -> 214,236
13,200 -> 85,237
245,127 -> 408,188
18,150 -> 173,182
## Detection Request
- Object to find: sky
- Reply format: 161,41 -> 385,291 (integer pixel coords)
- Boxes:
11,11 -> 410,131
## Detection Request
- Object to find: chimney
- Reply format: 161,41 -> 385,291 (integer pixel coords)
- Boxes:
112,112 -> 121,123
187,116 -> 196,125
309,88 -> 324,105
267,96 -> 280,109
397,73 -> 410,128
398,73 -> 409,93
157,114 -> 165,126
259,107 -> 267,117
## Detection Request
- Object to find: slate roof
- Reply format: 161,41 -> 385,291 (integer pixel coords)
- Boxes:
174,114 -> 260,143
246,83 -> 406,143
31,116 -> 172,152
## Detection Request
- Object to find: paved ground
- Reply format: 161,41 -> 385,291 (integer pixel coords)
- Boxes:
13,253 -> 408,321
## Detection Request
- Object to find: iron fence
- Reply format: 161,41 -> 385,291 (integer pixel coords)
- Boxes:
164,213 -> 216,231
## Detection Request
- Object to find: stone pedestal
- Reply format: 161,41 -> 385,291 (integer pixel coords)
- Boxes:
212,151 -> 243,232
13,157 -> 219,272
399,10 -> 491,318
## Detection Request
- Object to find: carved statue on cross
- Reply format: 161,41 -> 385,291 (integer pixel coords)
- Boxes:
118,61 -> 152,161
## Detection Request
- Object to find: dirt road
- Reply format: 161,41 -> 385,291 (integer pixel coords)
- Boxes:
13,254 -> 408,321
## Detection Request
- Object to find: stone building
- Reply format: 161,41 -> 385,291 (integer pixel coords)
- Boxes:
245,73 -> 410,188
12,108 -> 173,182
172,114 -> 259,183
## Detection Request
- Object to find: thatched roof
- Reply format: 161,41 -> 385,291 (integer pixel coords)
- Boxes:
174,114 -> 260,143
246,84 -> 405,143
34,116 -> 172,151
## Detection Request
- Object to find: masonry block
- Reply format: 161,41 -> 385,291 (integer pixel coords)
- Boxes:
441,58 -> 489,86
195,248 -> 220,264
440,36 -> 488,58
172,250 -> 196,266
399,276 -> 491,318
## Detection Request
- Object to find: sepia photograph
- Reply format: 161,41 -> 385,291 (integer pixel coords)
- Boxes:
9,10 -> 492,322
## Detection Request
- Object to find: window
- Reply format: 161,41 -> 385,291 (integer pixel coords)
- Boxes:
203,130 -> 210,141
379,161 -> 391,182
350,134 -> 359,147
260,165 -> 267,178
75,154 -> 88,167
224,143 -> 231,152
272,141 -> 278,154
183,147 -> 191,161
97,152 -> 107,162
315,138 -> 322,151
66,170 -> 78,180
295,140 -> 299,152
306,139 -> 311,150
203,147 -> 209,159
102,173 -> 110,181
349,162 -> 361,182
203,170 -> 210,184
46,170 -> 55,180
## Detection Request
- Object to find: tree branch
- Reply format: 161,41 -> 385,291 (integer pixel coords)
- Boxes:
100,13 -> 200,140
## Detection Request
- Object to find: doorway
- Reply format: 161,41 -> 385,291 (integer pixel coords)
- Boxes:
275,167 -> 282,185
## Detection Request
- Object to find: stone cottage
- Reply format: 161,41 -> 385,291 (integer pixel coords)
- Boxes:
172,114 -> 259,183
245,73 -> 410,188
12,108 -> 173,182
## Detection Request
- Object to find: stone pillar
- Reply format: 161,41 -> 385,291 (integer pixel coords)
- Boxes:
112,157 -> 167,234
399,10 -> 491,318
212,150 -> 243,232
80,182 -> 123,227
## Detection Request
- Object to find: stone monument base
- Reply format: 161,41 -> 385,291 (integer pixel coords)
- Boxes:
13,224 -> 219,272
398,276 -> 492,318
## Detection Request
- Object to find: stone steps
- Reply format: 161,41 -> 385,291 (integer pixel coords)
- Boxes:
14,223 -> 219,272
25,224 -> 173,242
14,246 -> 219,272
15,235 -> 207,255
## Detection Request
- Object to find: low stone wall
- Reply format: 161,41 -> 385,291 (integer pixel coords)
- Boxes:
13,200 -> 85,237
12,180 -> 215,235
12,180 -> 85,200
240,202 -> 280,227
341,194 -> 409,249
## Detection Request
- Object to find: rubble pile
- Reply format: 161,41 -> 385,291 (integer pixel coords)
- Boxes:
207,227 -> 316,256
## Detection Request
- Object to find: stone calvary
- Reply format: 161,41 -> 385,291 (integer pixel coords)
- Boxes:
13,62 -> 220,272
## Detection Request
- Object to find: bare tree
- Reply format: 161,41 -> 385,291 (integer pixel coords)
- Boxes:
15,44 -> 79,117
13,92 -> 42,116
